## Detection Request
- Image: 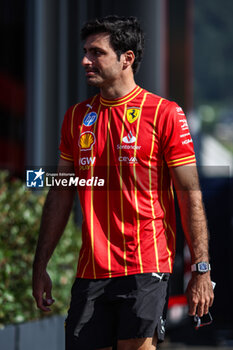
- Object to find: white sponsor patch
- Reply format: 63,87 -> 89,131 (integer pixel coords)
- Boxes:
182,138 -> 193,145
122,131 -> 136,144
117,144 -> 141,150
180,132 -> 190,138
79,157 -> 96,166
179,119 -> 189,131
176,107 -> 185,115
86,104 -> 93,109
118,156 -> 138,164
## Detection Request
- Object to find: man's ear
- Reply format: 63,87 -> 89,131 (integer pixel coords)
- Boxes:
122,50 -> 135,70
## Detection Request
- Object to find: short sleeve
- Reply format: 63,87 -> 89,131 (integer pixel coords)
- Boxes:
59,107 -> 74,162
159,101 -> 196,167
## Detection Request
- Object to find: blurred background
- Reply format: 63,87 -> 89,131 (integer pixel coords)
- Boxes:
0,0 -> 233,349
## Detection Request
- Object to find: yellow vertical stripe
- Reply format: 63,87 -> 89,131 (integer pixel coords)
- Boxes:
81,250 -> 91,278
77,248 -> 85,275
71,104 -> 79,138
119,105 -> 128,275
168,175 -> 176,251
107,107 -> 112,278
148,98 -> 163,272
160,162 -> 172,272
133,92 -> 148,273
90,103 -> 101,279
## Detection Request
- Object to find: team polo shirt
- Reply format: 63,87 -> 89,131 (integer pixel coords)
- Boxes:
59,86 -> 196,279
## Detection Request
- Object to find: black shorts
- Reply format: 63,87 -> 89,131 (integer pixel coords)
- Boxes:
65,273 -> 170,350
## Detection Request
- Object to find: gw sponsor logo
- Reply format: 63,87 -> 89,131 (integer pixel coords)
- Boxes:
127,107 -> 141,123
118,156 -> 138,164
79,157 -> 96,166
79,156 -> 96,170
83,112 -> 97,126
79,131 -> 96,151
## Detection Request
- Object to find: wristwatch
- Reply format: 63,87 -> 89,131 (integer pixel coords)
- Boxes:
191,262 -> 211,273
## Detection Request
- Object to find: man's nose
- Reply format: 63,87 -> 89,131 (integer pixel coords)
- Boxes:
82,54 -> 92,66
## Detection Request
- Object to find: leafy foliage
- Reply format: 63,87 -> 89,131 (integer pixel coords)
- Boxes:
0,171 -> 81,327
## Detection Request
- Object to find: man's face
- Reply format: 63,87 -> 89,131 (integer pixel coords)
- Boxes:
82,33 -> 124,88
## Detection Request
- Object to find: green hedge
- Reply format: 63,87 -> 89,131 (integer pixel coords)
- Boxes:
0,171 -> 82,327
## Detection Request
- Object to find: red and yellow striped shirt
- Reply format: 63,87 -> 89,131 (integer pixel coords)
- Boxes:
59,86 -> 196,278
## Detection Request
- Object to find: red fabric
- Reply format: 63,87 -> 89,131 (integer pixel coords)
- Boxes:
59,86 -> 196,279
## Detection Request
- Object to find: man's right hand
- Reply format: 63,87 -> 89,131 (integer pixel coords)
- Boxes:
31,159 -> 75,312
32,270 -> 55,312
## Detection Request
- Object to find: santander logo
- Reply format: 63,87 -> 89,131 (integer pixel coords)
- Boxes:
122,131 -> 136,144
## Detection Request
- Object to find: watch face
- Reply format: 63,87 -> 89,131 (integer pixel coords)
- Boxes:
199,262 -> 208,272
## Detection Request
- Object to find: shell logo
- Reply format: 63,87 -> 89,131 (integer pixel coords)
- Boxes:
78,131 -> 96,151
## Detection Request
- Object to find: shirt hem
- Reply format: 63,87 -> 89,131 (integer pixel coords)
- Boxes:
76,268 -> 172,279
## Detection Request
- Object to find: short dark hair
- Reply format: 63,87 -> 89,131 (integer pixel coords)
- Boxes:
81,15 -> 144,74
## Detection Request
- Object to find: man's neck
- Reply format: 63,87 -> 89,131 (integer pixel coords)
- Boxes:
100,79 -> 137,100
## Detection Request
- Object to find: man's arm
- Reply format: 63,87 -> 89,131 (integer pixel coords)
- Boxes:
169,164 -> 214,317
32,158 -> 76,311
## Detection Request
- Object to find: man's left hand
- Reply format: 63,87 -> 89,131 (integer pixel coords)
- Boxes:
186,273 -> 214,317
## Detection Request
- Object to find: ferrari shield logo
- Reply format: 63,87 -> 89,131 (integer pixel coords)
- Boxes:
127,108 -> 141,123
